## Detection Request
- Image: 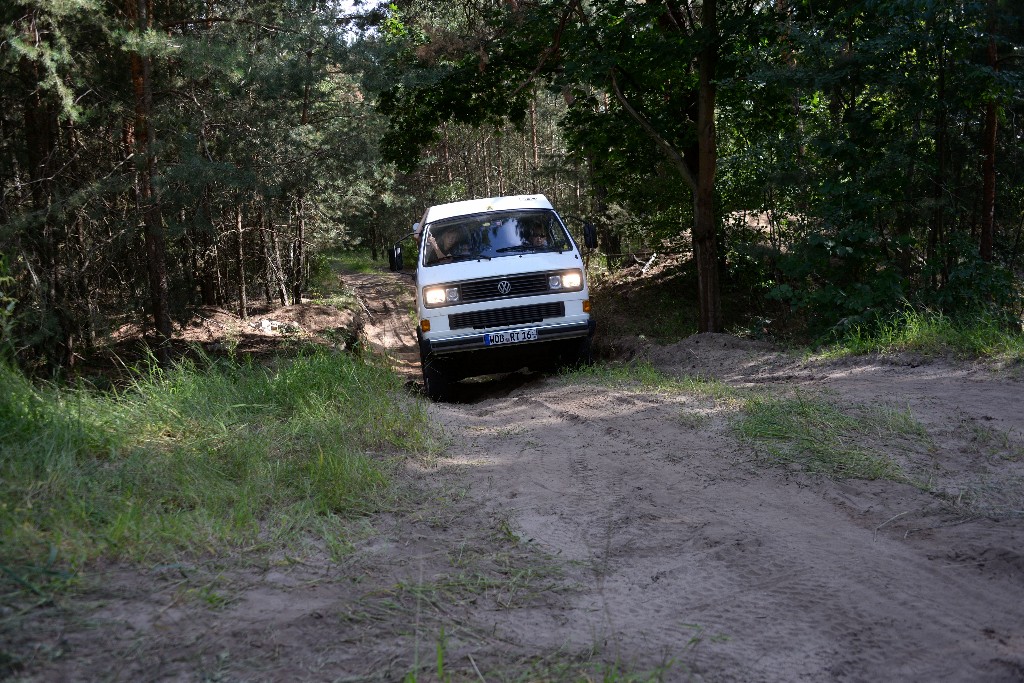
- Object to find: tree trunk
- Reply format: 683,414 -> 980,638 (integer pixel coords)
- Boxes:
291,198 -> 305,304
199,192 -> 218,305
588,156 -> 620,269
290,51 -> 313,304
257,206 -> 274,306
128,0 -> 172,363
483,134 -> 492,196
980,31 -> 998,263
929,32 -> 948,286
530,95 -> 540,193
20,9 -> 71,367
608,1 -> 722,332
442,123 -> 454,183
266,215 -> 289,306
236,203 -> 247,319
694,0 -> 722,333
497,130 -> 506,196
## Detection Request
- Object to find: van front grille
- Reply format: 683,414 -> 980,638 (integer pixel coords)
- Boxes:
459,273 -> 551,303
449,302 -> 565,330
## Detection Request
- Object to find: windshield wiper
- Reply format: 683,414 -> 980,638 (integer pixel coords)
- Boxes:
495,245 -> 533,253
446,253 -> 491,263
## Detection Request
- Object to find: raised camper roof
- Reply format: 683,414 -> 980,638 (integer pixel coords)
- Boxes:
422,194 -> 554,225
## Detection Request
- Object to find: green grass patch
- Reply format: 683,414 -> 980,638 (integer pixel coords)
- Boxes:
331,248 -> 385,274
0,350 -> 436,584
735,392 -> 923,479
822,308 -> 1024,361
566,362 -> 739,404
567,362 -> 925,481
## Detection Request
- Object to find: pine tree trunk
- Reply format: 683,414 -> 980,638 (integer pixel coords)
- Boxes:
291,199 -> 304,304
236,203 -> 247,319
20,9 -> 71,367
929,35 -> 948,285
442,123 -> 454,183
497,132 -> 506,196
980,31 -> 998,263
128,0 -> 172,362
530,95 -> 540,194
267,214 -> 289,305
695,0 -> 722,333
483,135 -> 492,196
258,212 -> 274,306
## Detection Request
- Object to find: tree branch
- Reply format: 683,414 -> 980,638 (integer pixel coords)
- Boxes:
509,0 -> 578,99
608,68 -> 697,192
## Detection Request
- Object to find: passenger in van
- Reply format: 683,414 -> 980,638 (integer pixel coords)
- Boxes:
427,226 -> 471,262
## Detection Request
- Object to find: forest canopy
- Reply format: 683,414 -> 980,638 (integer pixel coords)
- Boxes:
1,0 -> 1022,372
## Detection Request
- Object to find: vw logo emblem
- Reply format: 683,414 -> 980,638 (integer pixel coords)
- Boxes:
497,280 -> 512,295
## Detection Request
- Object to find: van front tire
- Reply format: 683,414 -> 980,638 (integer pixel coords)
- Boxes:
571,335 -> 593,368
421,353 -> 451,402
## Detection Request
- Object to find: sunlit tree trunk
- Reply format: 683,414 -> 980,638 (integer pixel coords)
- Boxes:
292,200 -> 305,304
291,51 -> 313,304
268,214 -> 289,305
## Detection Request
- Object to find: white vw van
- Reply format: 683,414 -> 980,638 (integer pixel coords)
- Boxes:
389,194 -> 597,400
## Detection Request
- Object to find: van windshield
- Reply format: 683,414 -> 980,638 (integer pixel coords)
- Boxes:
422,209 -> 572,267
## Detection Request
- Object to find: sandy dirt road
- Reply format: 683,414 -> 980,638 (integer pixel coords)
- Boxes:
362,270 -> 1024,680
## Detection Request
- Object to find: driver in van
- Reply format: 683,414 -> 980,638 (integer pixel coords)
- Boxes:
525,223 -> 548,248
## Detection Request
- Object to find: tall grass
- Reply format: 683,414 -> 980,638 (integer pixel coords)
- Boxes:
825,308 -> 1024,361
0,350 -> 435,577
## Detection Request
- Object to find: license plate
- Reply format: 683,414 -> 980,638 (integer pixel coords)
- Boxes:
485,328 -> 538,346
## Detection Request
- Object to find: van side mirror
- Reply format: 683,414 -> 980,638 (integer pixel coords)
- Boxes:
388,245 -> 404,272
583,222 -> 598,249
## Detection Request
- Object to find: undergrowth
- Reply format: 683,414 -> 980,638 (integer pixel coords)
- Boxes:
306,248 -> 371,309
0,350 -> 436,592
822,308 -> 1024,361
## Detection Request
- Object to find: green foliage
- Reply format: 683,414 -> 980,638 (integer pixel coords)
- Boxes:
717,0 -> 1024,338
0,0 -> 396,369
768,224 -> 908,336
0,352 -> 435,581
3,0 -> 1023,362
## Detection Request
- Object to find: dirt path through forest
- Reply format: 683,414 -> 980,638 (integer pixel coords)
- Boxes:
10,269 -> 1023,682
363,269 -> 1024,680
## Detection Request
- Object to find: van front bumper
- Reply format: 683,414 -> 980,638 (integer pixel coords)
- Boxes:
421,319 -> 595,356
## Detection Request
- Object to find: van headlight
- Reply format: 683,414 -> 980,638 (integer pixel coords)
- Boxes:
550,270 -> 583,292
424,286 -> 460,307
